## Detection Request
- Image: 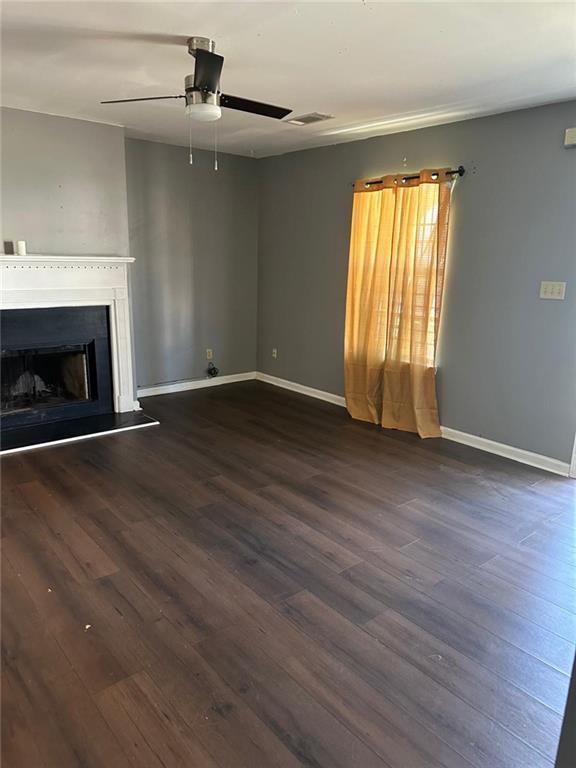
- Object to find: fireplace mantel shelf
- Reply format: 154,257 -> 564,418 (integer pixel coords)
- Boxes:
1,253 -> 135,264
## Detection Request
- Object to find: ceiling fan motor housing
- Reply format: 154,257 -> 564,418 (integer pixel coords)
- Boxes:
185,75 -> 219,104
184,74 -> 221,120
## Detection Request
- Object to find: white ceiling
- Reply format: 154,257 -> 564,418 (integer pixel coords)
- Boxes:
2,1 -> 575,157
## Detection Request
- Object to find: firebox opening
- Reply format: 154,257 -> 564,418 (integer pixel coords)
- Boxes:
1,345 -> 92,415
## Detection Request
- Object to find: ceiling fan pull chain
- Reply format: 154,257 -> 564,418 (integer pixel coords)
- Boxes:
214,120 -> 219,171
189,113 -> 194,165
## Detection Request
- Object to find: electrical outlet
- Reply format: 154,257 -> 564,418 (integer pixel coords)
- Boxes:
206,348 -> 213,360
272,348 -> 278,359
539,281 -> 566,300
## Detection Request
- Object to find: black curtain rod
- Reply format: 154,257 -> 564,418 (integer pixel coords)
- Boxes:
357,165 -> 465,187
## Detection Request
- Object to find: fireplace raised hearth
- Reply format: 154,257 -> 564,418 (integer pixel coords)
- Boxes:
1,306 -> 113,429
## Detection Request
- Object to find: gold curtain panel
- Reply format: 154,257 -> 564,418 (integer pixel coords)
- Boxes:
344,168 -> 452,438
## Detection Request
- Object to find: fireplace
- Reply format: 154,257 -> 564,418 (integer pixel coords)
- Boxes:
0,253 -> 156,453
1,306 -> 113,429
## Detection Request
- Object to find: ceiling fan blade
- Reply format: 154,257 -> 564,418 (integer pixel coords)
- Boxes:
220,94 -> 291,120
193,49 -> 224,92
101,95 -> 185,104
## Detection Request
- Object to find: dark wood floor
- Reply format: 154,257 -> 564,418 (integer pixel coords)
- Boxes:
2,381 -> 575,768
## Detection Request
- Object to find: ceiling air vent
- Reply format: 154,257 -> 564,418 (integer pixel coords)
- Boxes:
286,112 -> 334,126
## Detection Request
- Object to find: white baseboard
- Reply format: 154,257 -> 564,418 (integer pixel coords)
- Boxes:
138,369 -> 572,478
137,371 -> 257,398
255,372 -> 347,408
440,426 -> 571,477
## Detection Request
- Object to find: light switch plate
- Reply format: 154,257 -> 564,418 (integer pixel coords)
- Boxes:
565,127 -> 576,147
539,281 -> 566,300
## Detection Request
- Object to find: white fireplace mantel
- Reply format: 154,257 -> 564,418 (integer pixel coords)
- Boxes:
1,253 -> 139,413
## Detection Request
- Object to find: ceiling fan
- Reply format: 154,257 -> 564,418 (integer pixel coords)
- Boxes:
101,36 -> 292,122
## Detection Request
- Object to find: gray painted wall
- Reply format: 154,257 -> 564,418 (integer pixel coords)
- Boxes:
257,101 -> 576,462
1,108 -> 129,256
125,139 -> 258,389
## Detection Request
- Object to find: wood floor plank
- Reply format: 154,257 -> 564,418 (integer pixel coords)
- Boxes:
427,577 -> 575,672
3,526 -> 100,635
481,553 -> 576,612
364,609 -> 562,758
55,622 -> 130,695
341,559 -> 571,711
96,672 -> 221,768
202,475 -> 363,573
218,599 -> 476,768
131,514 -> 300,625
1,556 -> 44,650
282,477 -> 418,550
490,544 -> 576,588
281,591 -> 553,768
5,660 -> 128,768
1,676 -> 46,768
258,482 -> 392,552
518,528 -> 576,566
117,522 -> 241,642
203,500 -> 384,624
1,486 -> 40,539
18,480 -> 118,580
196,624 -> 390,768
362,544 -> 445,591
453,567 -> 576,638
146,617 -> 305,768
168,512 -> 305,602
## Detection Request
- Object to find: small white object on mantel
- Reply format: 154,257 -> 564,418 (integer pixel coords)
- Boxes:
0,253 -> 140,413
15,240 -> 26,256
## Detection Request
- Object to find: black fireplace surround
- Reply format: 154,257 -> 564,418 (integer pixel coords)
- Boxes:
1,306 -> 113,431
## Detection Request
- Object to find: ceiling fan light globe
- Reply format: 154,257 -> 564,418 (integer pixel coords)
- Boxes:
185,102 -> 222,121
